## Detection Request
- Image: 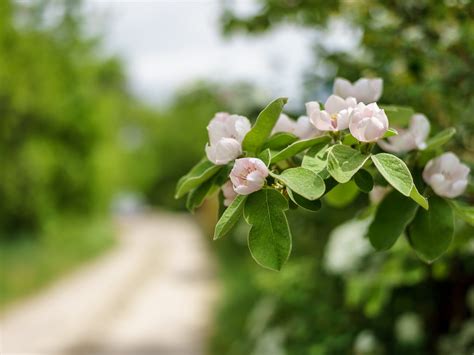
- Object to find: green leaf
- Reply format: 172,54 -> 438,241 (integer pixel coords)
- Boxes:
324,180 -> 359,208
408,196 -> 454,262
271,136 -> 331,163
342,134 -> 358,146
380,105 -> 415,126
242,97 -> 288,154
263,132 -> 298,150
214,195 -> 247,240
371,153 -> 413,196
244,189 -> 292,271
286,189 -> 322,211
186,178 -> 218,212
383,128 -> 398,138
409,186 -> 429,210
175,159 -> 222,199
302,145 -> 329,173
368,190 -> 419,250
448,200 -> 474,226
425,128 -> 456,151
327,144 -> 370,183
354,169 -> 374,193
272,167 -> 325,200
258,148 -> 272,166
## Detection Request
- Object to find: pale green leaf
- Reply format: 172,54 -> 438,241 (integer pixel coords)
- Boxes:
425,128 -> 456,151
327,144 -> 370,183
324,180 -> 359,208
410,186 -> 429,210
380,105 -> 415,126
371,153 -> 413,196
272,167 -> 325,200
448,200 -> 474,226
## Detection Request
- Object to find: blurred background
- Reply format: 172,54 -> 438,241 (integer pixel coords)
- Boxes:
1,0 -> 473,354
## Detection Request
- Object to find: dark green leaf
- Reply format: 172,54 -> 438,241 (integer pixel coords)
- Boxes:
324,180 -> 359,208
271,136 -> 331,163
186,178 -> 219,212
287,189 -> 322,211
175,159 -> 222,198
242,97 -> 288,154
263,132 -> 298,150
368,190 -> 419,250
214,194 -> 247,240
327,144 -> 370,183
408,196 -> 454,262
271,167 -> 325,200
244,189 -> 292,271
354,169 -> 374,193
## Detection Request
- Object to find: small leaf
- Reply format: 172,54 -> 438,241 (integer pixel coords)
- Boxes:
286,188 -> 322,211
380,105 -> 415,126
383,128 -> 398,138
263,132 -> 298,150
327,144 -> 370,183
368,190 -> 419,250
410,186 -> 429,210
242,97 -> 288,154
186,178 -> 219,212
448,200 -> 474,226
271,136 -> 331,163
175,159 -> 222,199
271,167 -> 325,200
342,134 -> 358,146
425,128 -> 456,151
408,196 -> 454,262
258,148 -> 272,166
354,169 -> 374,193
244,189 -> 292,271
302,145 -> 329,173
371,153 -> 413,196
324,180 -> 359,208
214,195 -> 247,240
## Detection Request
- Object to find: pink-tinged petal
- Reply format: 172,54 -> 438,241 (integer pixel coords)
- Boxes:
449,180 -> 468,198
305,101 -> 321,117
333,78 -> 354,98
325,95 -> 348,114
272,113 -> 296,135
314,110 -> 336,131
410,114 -> 430,148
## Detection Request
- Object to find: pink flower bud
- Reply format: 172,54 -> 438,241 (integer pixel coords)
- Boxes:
422,152 -> 470,198
222,180 -> 237,206
230,158 -> 269,195
349,102 -> 389,142
378,114 -> 430,153
205,138 -> 242,165
333,77 -> 383,104
207,112 -> 251,144
306,95 -> 357,132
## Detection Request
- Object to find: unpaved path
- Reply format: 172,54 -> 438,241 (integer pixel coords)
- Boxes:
0,213 -> 219,355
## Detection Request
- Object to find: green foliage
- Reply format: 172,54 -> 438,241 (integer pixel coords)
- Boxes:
354,169 -> 374,193
408,196 -> 454,262
263,132 -> 298,150
327,144 -> 370,183
368,191 -> 419,250
242,97 -> 287,154
175,159 -> 222,198
324,180 -> 359,208
271,136 -> 330,163
214,195 -> 247,240
244,189 -> 292,271
272,167 -> 325,201
287,189 -> 322,211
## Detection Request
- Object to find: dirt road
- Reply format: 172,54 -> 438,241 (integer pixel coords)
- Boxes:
0,213 -> 219,355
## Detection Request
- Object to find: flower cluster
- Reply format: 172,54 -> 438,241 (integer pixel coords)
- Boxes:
177,76 -> 472,270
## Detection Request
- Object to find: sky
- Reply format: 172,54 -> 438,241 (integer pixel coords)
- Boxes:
84,1 -> 359,108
